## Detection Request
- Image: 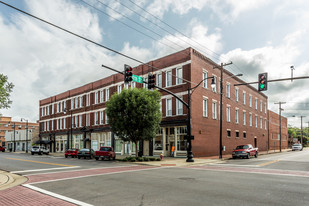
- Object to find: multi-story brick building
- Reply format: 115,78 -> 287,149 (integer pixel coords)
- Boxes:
39,48 -> 283,157
0,116 -> 39,151
268,110 -> 288,151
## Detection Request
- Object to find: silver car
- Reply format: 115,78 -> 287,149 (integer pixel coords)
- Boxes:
292,143 -> 303,151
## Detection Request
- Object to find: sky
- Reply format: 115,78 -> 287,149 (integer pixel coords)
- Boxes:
1,0 -> 309,127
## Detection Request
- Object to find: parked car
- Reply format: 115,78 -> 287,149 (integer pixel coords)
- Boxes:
77,148 -> 94,159
232,144 -> 258,159
94,146 -> 116,161
65,148 -> 79,158
31,146 -> 49,155
0,146 -> 5,152
292,143 -> 303,151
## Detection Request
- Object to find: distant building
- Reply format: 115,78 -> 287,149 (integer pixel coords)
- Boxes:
39,48 -> 287,157
268,110 -> 288,150
1,116 -> 39,152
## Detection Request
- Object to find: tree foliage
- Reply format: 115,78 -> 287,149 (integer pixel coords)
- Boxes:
106,88 -> 162,156
0,74 -> 14,109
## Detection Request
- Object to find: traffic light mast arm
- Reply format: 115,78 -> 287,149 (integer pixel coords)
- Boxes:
234,76 -> 309,86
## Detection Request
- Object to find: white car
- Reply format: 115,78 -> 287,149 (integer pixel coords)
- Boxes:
31,146 -> 49,155
292,143 -> 303,151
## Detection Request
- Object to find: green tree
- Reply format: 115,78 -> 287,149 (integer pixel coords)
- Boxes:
106,88 -> 162,157
0,74 -> 14,109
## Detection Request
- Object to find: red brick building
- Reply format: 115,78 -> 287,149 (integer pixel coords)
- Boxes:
268,110 -> 288,150
39,48 -> 283,157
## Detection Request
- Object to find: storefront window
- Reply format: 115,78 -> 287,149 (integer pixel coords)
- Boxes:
154,136 -> 163,150
177,127 -> 187,151
115,139 -> 122,153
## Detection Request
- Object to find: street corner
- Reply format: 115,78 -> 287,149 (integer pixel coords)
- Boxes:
0,170 -> 28,191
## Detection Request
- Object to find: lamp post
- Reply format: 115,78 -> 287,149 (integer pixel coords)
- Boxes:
214,67 -> 242,159
8,122 -> 16,152
21,118 -> 28,153
64,108 -> 72,150
186,76 -> 216,162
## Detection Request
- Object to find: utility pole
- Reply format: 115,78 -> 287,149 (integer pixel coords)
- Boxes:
300,116 -> 305,146
274,102 -> 286,152
214,62 -> 233,159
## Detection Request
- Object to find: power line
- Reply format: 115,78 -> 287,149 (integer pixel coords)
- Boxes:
0,0 -> 194,85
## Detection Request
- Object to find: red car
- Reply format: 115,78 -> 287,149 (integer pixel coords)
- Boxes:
94,146 -> 116,161
232,144 -> 258,159
65,148 -> 79,158
0,146 -> 5,152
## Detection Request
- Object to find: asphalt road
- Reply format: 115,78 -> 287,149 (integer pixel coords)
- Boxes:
1,149 -> 309,206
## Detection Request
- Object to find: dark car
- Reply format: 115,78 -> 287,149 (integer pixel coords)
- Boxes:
0,146 -> 5,152
77,148 -> 94,159
65,148 -> 79,158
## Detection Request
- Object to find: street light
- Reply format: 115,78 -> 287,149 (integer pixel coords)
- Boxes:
21,118 -> 28,153
7,122 -> 16,152
218,73 -> 243,159
292,115 -> 305,146
64,108 -> 73,150
186,76 -> 216,162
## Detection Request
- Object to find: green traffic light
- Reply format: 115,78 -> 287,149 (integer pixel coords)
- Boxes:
260,84 -> 265,89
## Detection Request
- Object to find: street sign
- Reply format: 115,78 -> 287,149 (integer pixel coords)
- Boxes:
132,75 -> 143,84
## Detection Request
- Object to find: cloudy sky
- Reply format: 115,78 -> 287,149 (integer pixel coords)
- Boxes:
1,0 -> 309,127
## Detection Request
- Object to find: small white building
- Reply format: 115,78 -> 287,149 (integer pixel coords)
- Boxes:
5,129 -> 34,152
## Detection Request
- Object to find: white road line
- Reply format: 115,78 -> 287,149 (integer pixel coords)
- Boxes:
25,165 -> 137,176
23,184 -> 93,206
11,166 -> 80,174
28,166 -> 162,185
209,163 -> 260,167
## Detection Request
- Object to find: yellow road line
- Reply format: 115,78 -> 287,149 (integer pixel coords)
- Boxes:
6,158 -> 76,167
258,160 -> 280,167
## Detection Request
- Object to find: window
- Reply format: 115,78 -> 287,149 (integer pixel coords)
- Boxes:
86,113 -> 90,126
105,112 -> 109,124
75,116 -> 78,128
243,132 -> 247,138
131,81 -> 136,88
235,88 -> 239,102
125,83 -> 129,89
212,76 -> 217,92
166,71 -> 172,87
79,115 -> 82,127
236,131 -> 239,138
100,90 -> 103,103
243,111 -> 246,125
249,114 -> 252,126
57,103 -> 60,113
95,91 -> 98,104
264,103 -> 267,114
52,104 -> 54,114
117,85 -> 122,93
255,116 -> 258,128
176,67 -> 182,85
226,83 -> 230,98
249,95 -> 252,107
203,98 -> 208,117
75,97 -> 78,108
265,119 -> 267,130
212,101 -> 217,119
156,73 -> 162,87
260,101 -> 263,112
260,117 -> 263,129
203,70 -> 208,88
176,97 -> 183,115
235,109 -> 239,124
86,94 -> 91,106
100,111 -> 104,124
95,112 -> 98,125
243,92 -> 246,105
255,98 -> 258,110
63,118 -> 66,129
226,106 -> 231,122
79,96 -> 83,107
166,99 -> 172,116
227,130 -> 231,138
106,89 -> 109,101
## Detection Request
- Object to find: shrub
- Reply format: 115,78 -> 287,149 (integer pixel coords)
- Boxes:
149,157 -> 156,161
156,158 -> 161,161
143,157 -> 149,161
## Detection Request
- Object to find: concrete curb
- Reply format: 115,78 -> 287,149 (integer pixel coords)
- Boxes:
0,170 -> 27,191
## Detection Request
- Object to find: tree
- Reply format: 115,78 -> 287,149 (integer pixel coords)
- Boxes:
106,88 -> 162,157
0,74 -> 14,109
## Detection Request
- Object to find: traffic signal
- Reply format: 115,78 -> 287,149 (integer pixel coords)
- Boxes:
124,64 -> 133,83
258,73 -> 267,91
148,73 -> 155,89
